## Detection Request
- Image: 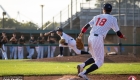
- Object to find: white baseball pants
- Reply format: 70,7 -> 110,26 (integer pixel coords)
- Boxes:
37,46 -> 44,59
47,46 -> 56,58
18,46 -> 24,59
88,34 -> 104,68
10,46 -> 17,59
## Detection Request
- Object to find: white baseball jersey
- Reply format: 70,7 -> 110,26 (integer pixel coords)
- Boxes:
60,32 -> 74,44
59,32 -> 81,54
89,14 -> 119,38
88,14 -> 120,68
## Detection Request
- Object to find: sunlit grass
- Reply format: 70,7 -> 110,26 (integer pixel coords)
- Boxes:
0,60 -> 140,76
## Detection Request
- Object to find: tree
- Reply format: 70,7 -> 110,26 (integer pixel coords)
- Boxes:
0,18 -> 38,29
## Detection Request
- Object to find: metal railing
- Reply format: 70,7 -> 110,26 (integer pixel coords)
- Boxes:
43,0 -> 83,30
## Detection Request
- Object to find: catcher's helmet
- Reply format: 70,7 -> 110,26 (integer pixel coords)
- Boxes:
56,27 -> 63,32
103,3 -> 112,12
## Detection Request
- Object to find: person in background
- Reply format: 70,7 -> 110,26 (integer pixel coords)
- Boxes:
1,32 -> 8,59
18,35 -> 25,59
10,33 -> 18,59
37,33 -> 45,59
27,35 -> 37,59
47,32 -> 56,58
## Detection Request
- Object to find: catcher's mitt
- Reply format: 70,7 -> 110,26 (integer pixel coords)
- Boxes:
76,38 -> 84,50
59,39 -> 66,44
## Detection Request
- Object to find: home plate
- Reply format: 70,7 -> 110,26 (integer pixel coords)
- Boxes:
55,75 -> 85,80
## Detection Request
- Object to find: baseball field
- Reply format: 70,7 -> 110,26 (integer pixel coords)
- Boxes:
0,54 -> 140,80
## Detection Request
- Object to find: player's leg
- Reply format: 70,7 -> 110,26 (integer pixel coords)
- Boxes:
10,46 -> 13,59
40,46 -> 44,58
14,46 -> 17,59
47,46 -> 50,58
77,37 -> 95,74
1,48 -> 7,60
2,44 -> 7,59
78,35 -> 104,78
19,47 -> 23,59
57,46 -> 63,57
30,48 -> 34,59
2,44 -> 8,59
13,46 -> 16,59
26,46 -> 30,54
37,46 -> 40,59
4,45 -> 8,59
60,47 -> 63,56
18,46 -> 21,59
77,57 -> 95,74
51,46 -> 56,57
28,48 -> 33,59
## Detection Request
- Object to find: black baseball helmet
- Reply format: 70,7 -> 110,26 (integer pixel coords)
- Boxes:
56,27 -> 63,32
103,3 -> 112,12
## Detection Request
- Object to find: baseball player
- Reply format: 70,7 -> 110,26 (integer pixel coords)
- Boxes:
37,33 -> 45,59
56,28 -> 89,55
44,31 -> 56,58
10,33 -> 18,59
18,35 -> 25,59
27,35 -> 37,59
1,32 -> 8,59
76,3 -> 126,80
47,32 -> 56,58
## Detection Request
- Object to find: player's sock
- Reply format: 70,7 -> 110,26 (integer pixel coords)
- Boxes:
81,51 -> 89,54
60,47 -> 63,55
84,58 -> 95,67
84,64 -> 98,74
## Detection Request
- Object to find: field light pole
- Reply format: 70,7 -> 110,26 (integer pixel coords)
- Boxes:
41,5 -> 44,30
2,12 -> 6,29
70,0 -> 73,30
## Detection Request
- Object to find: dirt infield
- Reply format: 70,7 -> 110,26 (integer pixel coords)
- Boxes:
1,74 -> 139,80
23,74 -> 140,80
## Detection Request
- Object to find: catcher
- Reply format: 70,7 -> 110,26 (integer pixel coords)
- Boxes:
56,28 -> 89,55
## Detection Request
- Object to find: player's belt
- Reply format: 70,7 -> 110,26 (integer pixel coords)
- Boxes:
71,39 -> 73,40
94,34 -> 98,36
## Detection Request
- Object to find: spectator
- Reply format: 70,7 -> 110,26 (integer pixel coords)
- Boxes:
18,35 -> 25,59
47,32 -> 56,58
10,33 -> 18,59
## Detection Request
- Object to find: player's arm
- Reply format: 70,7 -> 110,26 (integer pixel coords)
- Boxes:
112,18 -> 126,40
116,31 -> 126,40
44,30 -> 56,36
78,24 -> 90,38
9,37 -> 12,41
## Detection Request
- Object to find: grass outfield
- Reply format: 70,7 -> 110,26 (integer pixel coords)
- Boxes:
0,60 -> 140,76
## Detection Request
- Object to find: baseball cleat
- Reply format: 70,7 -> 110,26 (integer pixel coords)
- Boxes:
77,65 -> 84,74
78,72 -> 89,80
57,55 -> 63,57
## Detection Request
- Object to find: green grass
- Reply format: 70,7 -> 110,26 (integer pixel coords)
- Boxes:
0,60 -> 140,76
